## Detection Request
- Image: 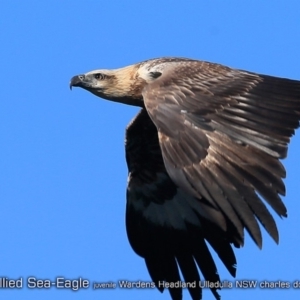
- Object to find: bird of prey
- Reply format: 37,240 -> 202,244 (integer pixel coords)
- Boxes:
70,57 -> 300,300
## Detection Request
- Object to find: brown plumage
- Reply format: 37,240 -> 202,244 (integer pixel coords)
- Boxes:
70,57 -> 300,300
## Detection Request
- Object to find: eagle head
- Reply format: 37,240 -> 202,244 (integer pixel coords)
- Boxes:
70,65 -> 148,107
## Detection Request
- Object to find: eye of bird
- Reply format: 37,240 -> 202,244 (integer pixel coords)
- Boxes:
94,73 -> 105,80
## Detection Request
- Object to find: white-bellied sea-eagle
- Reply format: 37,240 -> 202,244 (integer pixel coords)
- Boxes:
70,57 -> 300,300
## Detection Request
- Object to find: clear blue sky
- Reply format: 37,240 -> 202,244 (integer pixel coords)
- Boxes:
1,1 -> 300,300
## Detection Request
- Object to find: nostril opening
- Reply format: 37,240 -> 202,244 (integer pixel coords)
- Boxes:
79,75 -> 85,80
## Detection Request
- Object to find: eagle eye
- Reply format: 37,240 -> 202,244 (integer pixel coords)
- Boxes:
94,73 -> 106,80
149,71 -> 162,79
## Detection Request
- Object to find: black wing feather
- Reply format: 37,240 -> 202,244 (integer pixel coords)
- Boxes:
126,109 -> 237,300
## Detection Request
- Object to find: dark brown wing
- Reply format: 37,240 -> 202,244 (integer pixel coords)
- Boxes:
143,60 -> 300,248
125,109 -> 237,300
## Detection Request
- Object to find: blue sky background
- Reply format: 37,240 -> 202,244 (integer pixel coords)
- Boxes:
1,1 -> 300,300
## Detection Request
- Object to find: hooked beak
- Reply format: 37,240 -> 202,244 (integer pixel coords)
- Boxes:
70,74 -> 85,90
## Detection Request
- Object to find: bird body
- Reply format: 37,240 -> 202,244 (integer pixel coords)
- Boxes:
70,57 -> 300,300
